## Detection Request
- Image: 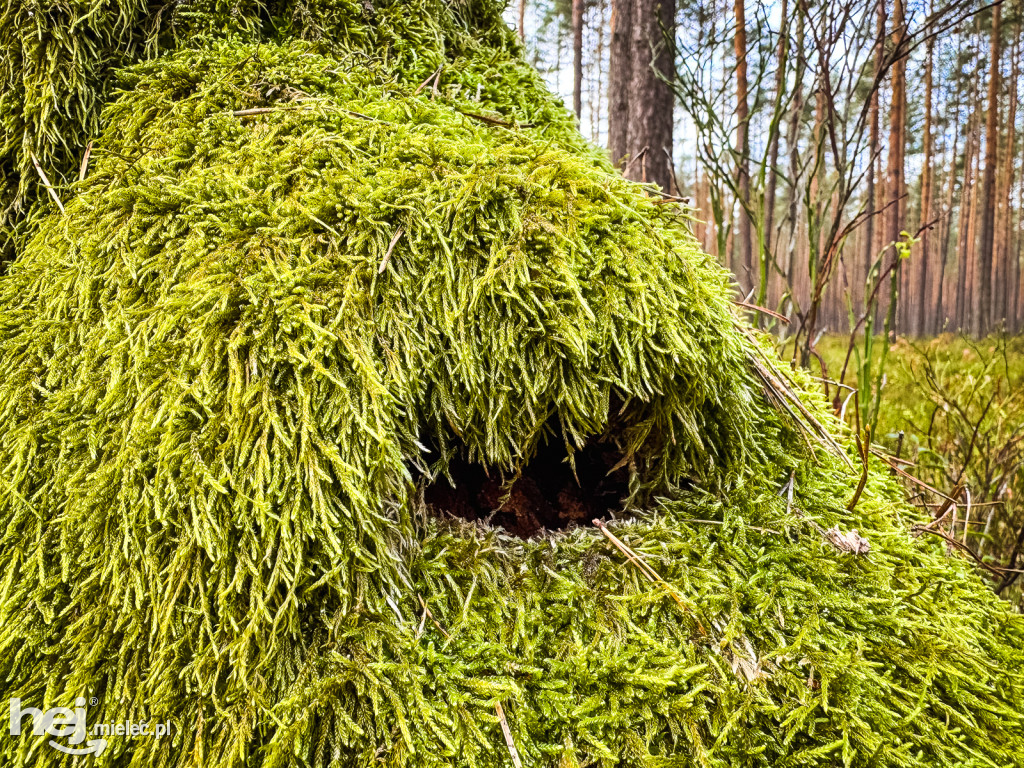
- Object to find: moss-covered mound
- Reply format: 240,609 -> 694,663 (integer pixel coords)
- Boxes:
0,0 -> 512,261
1,3 -> 1023,767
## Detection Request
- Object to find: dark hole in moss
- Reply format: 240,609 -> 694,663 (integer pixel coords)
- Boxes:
424,436 -> 631,539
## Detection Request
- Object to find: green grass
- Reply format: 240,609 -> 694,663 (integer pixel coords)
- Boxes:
809,334 -> 1024,607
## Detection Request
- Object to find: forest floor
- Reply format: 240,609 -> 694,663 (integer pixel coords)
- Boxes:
798,334 -> 1024,609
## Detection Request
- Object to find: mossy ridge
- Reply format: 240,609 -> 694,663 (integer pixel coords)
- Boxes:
0,10 -> 1021,768
0,0 -> 515,264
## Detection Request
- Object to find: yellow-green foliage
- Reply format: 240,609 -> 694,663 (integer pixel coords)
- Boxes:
0,0 -> 511,261
814,334 -> 1024,608
0,3 -> 1023,767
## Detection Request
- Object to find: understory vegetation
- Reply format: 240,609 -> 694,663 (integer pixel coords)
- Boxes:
806,335 -> 1024,610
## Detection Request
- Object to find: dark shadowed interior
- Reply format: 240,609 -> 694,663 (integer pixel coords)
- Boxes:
423,436 -> 632,538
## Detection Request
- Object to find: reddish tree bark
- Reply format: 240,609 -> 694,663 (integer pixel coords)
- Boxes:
882,0 -> 907,336
956,77 -> 981,331
935,77 -> 963,333
623,0 -> 676,193
863,0 -> 885,294
572,0 -> 585,119
915,30 -> 935,335
784,6 -> 806,310
994,26 -> 1018,328
763,0 -> 789,308
975,4 -> 1001,335
733,0 -> 752,293
607,0 -> 634,168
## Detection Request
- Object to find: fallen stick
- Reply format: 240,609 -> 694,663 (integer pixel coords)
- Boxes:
378,228 -> 405,274
494,702 -> 523,768
592,519 -> 705,635
30,152 -> 65,214
78,140 -> 93,183
456,108 -> 535,129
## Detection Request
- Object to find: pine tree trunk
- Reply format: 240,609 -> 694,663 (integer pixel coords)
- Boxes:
1015,81 -> 1024,332
1016,154 -> 1024,331
882,0 -> 907,337
956,86 -> 980,331
624,0 -> 676,192
975,4 -> 1001,336
593,0 -> 608,144
863,0 -> 884,303
936,84 -> 962,333
572,0 -> 584,119
784,7 -> 806,316
763,0 -> 788,309
915,31 -> 934,336
518,0 -> 526,42
995,27 -> 1018,328
607,0 -> 634,167
733,0 -> 752,294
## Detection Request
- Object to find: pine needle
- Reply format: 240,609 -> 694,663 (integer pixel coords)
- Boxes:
494,702 -> 524,768
29,152 -> 65,214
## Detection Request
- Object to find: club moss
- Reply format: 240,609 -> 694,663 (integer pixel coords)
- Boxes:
0,2 -> 1022,766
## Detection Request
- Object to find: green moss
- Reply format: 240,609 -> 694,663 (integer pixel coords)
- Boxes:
0,4 -> 1022,767
0,0 -> 514,263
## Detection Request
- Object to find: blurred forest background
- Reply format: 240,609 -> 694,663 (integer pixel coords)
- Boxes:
511,0 -> 1021,343
509,0 -> 1024,604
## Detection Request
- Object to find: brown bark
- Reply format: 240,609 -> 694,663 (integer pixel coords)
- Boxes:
863,0 -> 885,294
592,0 -> 608,143
956,82 -> 981,331
975,4 -> 1001,335
1016,151 -> 1024,331
915,31 -> 935,336
799,80 -> 826,351
936,87 -> 962,333
518,0 -> 526,42
607,0 -> 634,167
733,0 -> 752,293
572,0 -> 585,119
763,0 -> 788,307
811,84 -> 826,266
882,0 -> 907,336
1016,79 -> 1024,331
784,7 -> 806,312
624,0 -> 676,192
994,27 -> 1018,328
695,160 -> 708,247
965,151 -> 980,329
